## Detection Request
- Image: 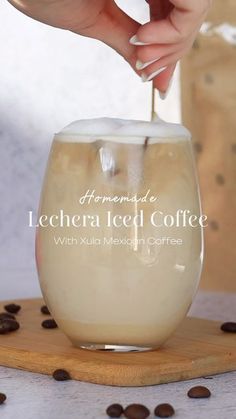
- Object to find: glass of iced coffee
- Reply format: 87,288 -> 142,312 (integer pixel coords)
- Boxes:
36,117 -> 204,351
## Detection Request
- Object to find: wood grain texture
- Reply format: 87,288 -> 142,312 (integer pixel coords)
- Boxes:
0,299 -> 235,387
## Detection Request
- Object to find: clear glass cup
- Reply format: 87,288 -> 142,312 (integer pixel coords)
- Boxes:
36,118 -> 203,352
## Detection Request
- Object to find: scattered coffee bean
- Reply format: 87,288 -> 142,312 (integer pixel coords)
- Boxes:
42,319 -> 58,329
0,321 -> 11,335
187,386 -> 211,399
0,393 -> 6,405
0,312 -> 16,320
106,404 -> 124,418
154,403 -> 175,418
124,404 -> 150,419
221,322 -> 236,333
52,369 -> 71,381
0,319 -> 20,334
5,319 -> 20,332
41,305 -> 50,315
4,303 -> 21,314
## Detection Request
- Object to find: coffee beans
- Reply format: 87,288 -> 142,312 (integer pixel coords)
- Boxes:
0,319 -> 20,334
106,404 -> 124,418
0,304 -> 20,335
0,312 -> 16,321
124,404 -> 150,419
187,386 -> 211,399
5,319 -> 20,332
41,305 -> 50,315
0,393 -> 6,405
4,303 -> 21,314
106,404 -> 150,419
221,322 -> 236,333
105,385 -> 213,419
154,403 -> 175,417
53,369 -> 71,381
0,322 -> 10,335
41,319 -> 57,329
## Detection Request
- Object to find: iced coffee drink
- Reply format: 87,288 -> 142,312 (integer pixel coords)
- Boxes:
36,117 -> 203,351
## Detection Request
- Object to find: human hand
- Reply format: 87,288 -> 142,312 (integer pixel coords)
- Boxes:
130,0 -> 212,97
7,0 -> 212,97
7,0 -> 140,68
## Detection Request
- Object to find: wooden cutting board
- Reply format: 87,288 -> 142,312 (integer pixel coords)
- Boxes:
0,298 -> 235,387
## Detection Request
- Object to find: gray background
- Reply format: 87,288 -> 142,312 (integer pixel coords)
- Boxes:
0,0 -> 180,298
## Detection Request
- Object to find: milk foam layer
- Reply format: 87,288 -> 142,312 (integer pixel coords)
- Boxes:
55,117 -> 190,144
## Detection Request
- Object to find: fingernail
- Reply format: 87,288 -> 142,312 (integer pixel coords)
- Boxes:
129,35 -> 150,46
141,66 -> 167,82
136,58 -> 160,70
159,75 -> 174,100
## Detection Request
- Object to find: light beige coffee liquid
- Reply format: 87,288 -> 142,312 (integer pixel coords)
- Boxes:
37,118 -> 203,349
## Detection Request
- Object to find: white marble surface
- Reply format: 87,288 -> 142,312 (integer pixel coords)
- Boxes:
0,366 -> 235,419
0,272 -> 236,419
